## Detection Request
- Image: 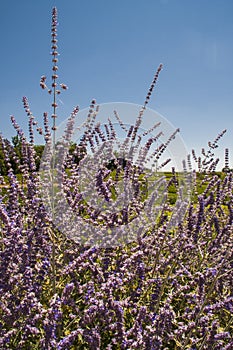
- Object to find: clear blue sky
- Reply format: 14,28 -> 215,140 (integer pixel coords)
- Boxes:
0,0 -> 232,168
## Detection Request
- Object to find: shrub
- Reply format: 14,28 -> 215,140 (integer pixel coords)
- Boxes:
0,7 -> 232,350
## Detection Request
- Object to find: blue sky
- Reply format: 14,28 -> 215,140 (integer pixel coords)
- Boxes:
0,0 -> 232,169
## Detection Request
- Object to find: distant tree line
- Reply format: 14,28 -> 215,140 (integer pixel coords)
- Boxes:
0,136 -> 44,175
0,136 -> 232,176
0,136 -> 89,176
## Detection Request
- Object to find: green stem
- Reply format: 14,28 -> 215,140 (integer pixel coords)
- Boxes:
51,53 -> 57,295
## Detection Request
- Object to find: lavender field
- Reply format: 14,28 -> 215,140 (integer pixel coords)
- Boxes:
0,7 -> 232,350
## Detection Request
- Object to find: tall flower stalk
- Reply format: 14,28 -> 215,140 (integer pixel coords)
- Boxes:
40,7 -> 68,294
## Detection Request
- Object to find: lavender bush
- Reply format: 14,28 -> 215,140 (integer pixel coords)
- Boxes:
0,7 -> 232,350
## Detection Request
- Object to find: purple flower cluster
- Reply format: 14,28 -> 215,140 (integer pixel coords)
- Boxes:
0,157 -> 232,349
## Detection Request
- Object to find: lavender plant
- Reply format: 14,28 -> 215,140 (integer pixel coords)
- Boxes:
0,7 -> 232,350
